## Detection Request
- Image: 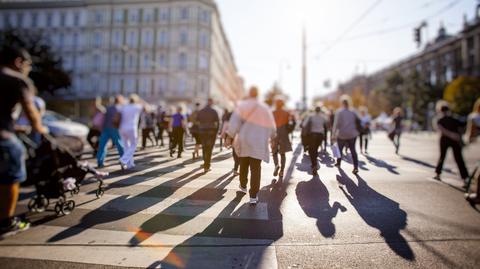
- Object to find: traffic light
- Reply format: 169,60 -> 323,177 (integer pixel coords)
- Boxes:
414,27 -> 421,47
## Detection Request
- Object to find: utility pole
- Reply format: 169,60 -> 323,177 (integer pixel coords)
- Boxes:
302,26 -> 307,111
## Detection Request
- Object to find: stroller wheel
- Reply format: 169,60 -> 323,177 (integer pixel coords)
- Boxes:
28,196 -> 49,212
54,202 -> 63,216
95,188 -> 105,198
27,198 -> 36,212
73,186 -> 80,194
62,200 -> 75,215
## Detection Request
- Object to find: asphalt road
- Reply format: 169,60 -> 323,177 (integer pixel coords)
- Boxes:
0,132 -> 479,269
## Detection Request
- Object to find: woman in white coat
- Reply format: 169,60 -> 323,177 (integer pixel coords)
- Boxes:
119,94 -> 143,170
226,86 -> 276,205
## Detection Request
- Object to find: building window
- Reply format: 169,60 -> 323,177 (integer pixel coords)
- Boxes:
93,55 -> 101,71
178,77 -> 187,93
180,30 -> 188,46
59,33 -> 65,48
143,9 -> 154,23
180,7 -> 189,20
157,78 -> 166,92
142,30 -> 153,47
60,13 -> 66,27
113,30 -> 122,46
158,54 -> 167,68
114,9 -> 125,24
199,32 -> 209,49
46,13 -> 53,27
199,54 -> 208,70
31,13 -> 38,27
17,13 -> 23,28
158,30 -> 169,47
143,54 -> 150,69
128,54 -> 136,70
73,33 -> 79,48
74,12 -> 80,26
127,30 -> 137,47
94,32 -> 102,48
200,10 -> 210,23
159,8 -> 170,22
129,9 -> 139,23
179,52 -> 187,70
94,11 -> 103,24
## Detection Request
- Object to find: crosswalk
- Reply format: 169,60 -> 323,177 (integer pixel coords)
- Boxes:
0,140 -> 295,268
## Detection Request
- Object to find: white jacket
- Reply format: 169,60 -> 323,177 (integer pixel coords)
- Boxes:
227,98 -> 276,162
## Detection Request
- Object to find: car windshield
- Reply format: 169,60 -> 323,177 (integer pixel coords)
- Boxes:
43,111 -> 70,122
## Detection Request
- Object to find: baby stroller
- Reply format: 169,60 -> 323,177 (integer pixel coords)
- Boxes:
20,133 -> 107,215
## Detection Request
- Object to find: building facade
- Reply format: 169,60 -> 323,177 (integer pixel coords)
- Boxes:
0,0 -> 244,108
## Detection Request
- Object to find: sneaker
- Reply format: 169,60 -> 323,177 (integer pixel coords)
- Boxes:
334,162 -> 341,168
232,169 -> 239,176
238,184 -> 247,194
312,169 -> 318,176
204,168 -> 211,174
352,168 -> 359,174
279,169 -> 284,178
433,174 -> 441,181
249,196 -> 258,205
0,218 -> 30,238
273,165 -> 280,177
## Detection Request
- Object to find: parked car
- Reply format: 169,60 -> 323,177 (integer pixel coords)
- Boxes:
43,110 -> 89,157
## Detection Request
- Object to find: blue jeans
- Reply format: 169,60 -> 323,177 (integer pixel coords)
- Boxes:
96,127 -> 124,166
0,133 -> 26,184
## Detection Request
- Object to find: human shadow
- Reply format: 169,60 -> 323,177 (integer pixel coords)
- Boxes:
318,150 -> 336,168
128,172 -> 235,245
365,155 -> 399,175
295,152 -> 315,174
341,153 -> 369,171
336,169 -> 415,260
296,176 -> 346,238
48,167 -> 204,242
400,155 -> 455,175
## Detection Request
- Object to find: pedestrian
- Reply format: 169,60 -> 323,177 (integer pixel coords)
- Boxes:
96,95 -> 125,168
225,86 -> 276,205
155,106 -> 167,147
271,98 -> 293,179
300,111 -> 311,153
221,109 -> 239,175
466,98 -> 480,144
433,101 -> 469,184
169,106 -> 187,158
358,106 -> 372,154
197,98 -> 220,173
118,94 -> 143,170
189,103 -> 201,159
388,107 -> 403,154
332,95 -> 360,174
302,106 -> 328,176
219,108 -> 231,151
87,98 -> 106,156
16,87 -> 45,144
0,46 -> 48,237
140,106 -> 156,149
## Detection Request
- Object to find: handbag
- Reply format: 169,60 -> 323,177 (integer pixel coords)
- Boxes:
331,143 -> 341,159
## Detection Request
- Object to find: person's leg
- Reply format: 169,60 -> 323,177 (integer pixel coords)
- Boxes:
239,157 -> 249,189
451,141 -> 469,180
177,129 -> 184,157
141,128 -> 147,148
435,137 -> 449,177
206,134 -> 216,169
395,132 -> 401,153
364,135 -> 369,152
0,183 -> 20,224
308,134 -> 318,169
111,128 -> 125,157
249,158 -> 262,199
148,128 -> 155,146
359,134 -> 364,152
233,149 -> 239,171
280,153 -> 286,172
96,130 -> 109,167
348,138 -> 359,171
336,139 -> 346,166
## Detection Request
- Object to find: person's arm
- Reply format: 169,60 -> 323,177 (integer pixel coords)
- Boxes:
437,123 -> 461,142
20,89 -> 47,134
466,116 -> 475,143
331,112 -> 339,141
214,110 -> 220,134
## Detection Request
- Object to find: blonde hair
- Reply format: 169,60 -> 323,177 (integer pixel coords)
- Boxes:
393,107 -> 403,116
435,100 -> 449,114
473,98 -> 480,114
129,94 -> 140,104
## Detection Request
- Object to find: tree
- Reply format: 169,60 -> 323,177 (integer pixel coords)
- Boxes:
403,70 -> 439,127
0,29 -> 71,94
444,76 -> 480,116
264,83 -> 288,107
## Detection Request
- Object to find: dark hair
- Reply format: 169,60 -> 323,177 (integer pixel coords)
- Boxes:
441,105 -> 450,113
0,46 -> 31,66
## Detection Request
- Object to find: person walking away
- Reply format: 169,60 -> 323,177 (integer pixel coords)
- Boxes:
96,95 -> 125,168
197,99 -> 220,173
219,108 -> 231,151
0,46 -> 48,237
300,111 -> 311,153
271,98 -> 292,179
433,101 -> 469,185
155,106 -> 167,147
170,106 -> 186,158
140,106 -> 156,149
221,110 -> 239,175
389,107 -> 403,154
302,106 -> 328,176
189,103 -> 201,159
118,94 -> 143,170
359,106 -> 372,154
466,98 -> 480,204
225,86 -> 276,205
87,98 -> 105,156
332,95 -> 360,174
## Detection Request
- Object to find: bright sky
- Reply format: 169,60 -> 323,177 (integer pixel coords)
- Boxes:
216,0 -> 478,107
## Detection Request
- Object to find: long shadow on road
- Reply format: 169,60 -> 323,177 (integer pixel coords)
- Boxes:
337,169 -> 415,261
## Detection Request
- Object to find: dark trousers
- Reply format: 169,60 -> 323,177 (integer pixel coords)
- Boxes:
233,149 -> 239,171
337,138 -> 358,169
359,133 -> 369,152
308,133 -> 324,168
201,131 -> 217,170
170,127 -> 184,156
156,124 -> 165,146
239,157 -> 261,198
142,128 -> 156,148
435,136 -> 469,179
271,138 -> 286,171
87,128 -> 101,153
